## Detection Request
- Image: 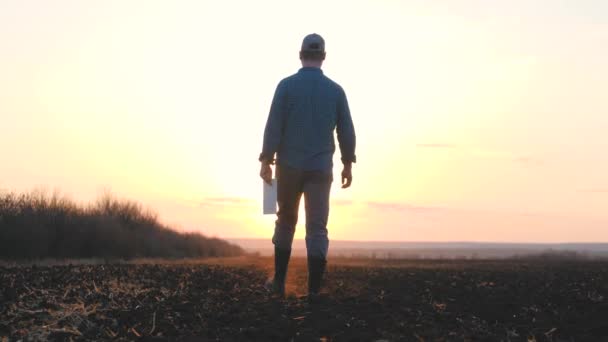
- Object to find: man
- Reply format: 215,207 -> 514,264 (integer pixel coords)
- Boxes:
259,33 -> 357,300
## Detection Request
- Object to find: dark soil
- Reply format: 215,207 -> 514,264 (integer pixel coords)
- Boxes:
1,258 -> 607,341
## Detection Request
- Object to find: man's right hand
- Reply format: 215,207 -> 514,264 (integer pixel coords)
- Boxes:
260,162 -> 273,185
341,163 -> 353,189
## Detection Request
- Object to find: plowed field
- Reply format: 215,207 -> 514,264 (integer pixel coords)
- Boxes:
1,258 -> 607,341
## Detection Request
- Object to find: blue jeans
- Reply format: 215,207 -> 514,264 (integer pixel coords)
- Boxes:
272,164 -> 333,258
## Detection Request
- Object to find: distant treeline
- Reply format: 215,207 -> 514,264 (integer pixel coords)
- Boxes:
0,191 -> 243,259
335,249 -> 604,260
512,249 -> 599,261
270,248 -> 606,260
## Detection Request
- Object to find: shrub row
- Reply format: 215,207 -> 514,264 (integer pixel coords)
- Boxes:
0,191 -> 243,259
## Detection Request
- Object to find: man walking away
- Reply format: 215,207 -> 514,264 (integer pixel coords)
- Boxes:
259,33 -> 357,302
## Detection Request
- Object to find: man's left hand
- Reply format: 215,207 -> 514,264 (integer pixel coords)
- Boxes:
260,162 -> 273,185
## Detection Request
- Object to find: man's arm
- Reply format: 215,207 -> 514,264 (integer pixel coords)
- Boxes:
336,86 -> 356,188
259,80 -> 287,184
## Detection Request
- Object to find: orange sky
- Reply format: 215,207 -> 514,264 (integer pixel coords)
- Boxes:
1,0 -> 607,242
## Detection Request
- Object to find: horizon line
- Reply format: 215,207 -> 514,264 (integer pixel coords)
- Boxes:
226,237 -> 608,245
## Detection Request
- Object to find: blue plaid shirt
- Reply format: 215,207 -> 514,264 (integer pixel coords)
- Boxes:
259,67 -> 356,171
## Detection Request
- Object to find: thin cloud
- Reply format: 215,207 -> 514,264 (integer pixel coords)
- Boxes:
517,211 -> 544,217
578,188 -> 608,193
332,199 -> 354,206
365,201 -> 442,213
416,143 -> 457,148
200,197 -> 255,207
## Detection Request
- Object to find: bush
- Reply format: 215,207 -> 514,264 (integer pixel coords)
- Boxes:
0,190 -> 243,259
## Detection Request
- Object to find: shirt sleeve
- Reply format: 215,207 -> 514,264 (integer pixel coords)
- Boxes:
259,80 -> 287,163
336,86 -> 357,164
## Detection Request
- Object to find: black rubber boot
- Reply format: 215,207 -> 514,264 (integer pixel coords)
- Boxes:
270,247 -> 291,297
307,256 -> 327,301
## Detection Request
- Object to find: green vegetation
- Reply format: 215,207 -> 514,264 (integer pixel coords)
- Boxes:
0,191 -> 243,259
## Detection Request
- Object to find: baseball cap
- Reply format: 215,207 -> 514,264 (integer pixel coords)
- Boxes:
301,33 -> 325,53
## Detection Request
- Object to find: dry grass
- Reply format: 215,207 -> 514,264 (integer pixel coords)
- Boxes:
0,190 -> 243,259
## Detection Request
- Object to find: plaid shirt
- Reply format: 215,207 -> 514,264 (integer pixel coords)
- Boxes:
259,67 -> 356,171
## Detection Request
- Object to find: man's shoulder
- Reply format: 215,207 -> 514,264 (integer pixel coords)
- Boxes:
320,74 -> 346,96
279,72 -> 300,84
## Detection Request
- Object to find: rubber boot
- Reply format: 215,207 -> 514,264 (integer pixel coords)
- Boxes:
269,247 -> 291,297
307,256 -> 327,303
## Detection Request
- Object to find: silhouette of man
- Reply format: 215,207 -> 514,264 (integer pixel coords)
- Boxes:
259,33 -> 356,301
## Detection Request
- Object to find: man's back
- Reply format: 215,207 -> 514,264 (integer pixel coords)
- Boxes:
260,67 -> 356,171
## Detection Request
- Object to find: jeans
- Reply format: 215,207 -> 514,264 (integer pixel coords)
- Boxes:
272,164 -> 332,258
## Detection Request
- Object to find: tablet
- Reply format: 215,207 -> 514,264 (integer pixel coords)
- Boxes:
263,178 -> 277,215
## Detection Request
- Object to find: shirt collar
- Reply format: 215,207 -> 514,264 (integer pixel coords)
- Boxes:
299,67 -> 323,74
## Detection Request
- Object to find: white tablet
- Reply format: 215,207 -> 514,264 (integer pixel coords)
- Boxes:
263,178 -> 277,215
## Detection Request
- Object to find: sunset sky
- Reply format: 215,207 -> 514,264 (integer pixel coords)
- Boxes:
1,0 -> 607,242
